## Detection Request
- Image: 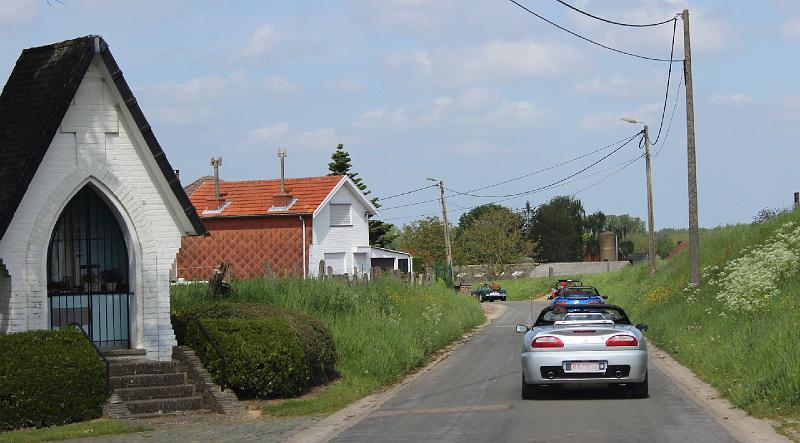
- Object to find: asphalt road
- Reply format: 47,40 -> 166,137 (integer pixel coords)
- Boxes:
332,300 -> 738,443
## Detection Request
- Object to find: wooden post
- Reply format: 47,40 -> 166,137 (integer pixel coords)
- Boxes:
318,260 -> 325,279
327,266 -> 333,279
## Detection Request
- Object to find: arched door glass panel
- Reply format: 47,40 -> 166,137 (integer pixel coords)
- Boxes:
47,186 -> 131,349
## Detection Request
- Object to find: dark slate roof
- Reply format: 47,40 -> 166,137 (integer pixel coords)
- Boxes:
0,36 -> 206,239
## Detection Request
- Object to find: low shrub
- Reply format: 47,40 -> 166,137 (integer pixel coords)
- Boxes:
0,328 -> 107,431
172,303 -> 336,398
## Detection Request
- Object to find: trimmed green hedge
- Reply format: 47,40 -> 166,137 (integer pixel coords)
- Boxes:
172,303 -> 336,398
0,328 -> 107,431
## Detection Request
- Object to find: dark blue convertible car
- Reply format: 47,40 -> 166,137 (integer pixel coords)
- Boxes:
548,286 -> 607,305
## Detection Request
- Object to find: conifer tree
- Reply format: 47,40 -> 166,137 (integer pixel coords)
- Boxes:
326,143 -> 396,247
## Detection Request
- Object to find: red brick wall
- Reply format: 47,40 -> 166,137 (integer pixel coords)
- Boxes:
176,216 -> 312,280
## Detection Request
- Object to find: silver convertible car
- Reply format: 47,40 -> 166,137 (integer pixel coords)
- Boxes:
516,304 -> 649,399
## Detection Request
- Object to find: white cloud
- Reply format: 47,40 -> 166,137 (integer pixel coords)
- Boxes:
573,71 -> 663,95
580,102 -> 662,132
387,39 -> 584,86
239,24 -> 279,57
458,87 -> 500,111
243,122 -> 338,152
709,93 -> 753,105
486,101 -> 550,126
0,0 -> 37,25
355,107 -> 407,128
326,79 -> 365,94
263,76 -> 300,98
246,122 -> 291,143
136,72 -> 248,103
780,17 -> 800,39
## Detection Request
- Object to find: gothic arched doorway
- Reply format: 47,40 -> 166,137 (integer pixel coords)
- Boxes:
47,186 -> 131,349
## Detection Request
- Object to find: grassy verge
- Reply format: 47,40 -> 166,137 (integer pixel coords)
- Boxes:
0,419 -> 150,443
171,277 -> 484,417
506,210 -> 800,428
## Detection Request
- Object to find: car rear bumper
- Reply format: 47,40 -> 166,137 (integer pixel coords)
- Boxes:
521,349 -> 647,385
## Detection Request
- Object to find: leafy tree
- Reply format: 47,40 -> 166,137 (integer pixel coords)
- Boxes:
327,143 -> 395,247
604,214 -> 645,239
393,217 -> 449,269
655,235 -> 675,258
584,211 -> 607,238
457,204 -> 508,232
527,196 -> 584,262
619,239 -> 635,257
456,206 -> 534,267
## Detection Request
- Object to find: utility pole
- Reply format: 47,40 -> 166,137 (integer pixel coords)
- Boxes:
620,118 -> 656,275
643,126 -> 657,275
428,178 -> 453,284
682,9 -> 700,286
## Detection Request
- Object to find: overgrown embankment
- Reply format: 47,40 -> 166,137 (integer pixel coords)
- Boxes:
511,210 -> 800,425
170,277 -> 484,416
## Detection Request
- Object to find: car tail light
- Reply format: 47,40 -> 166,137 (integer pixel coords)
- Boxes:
606,335 -> 639,347
532,336 -> 564,348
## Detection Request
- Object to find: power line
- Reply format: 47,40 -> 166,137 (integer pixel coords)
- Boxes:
506,0 -> 682,63
570,152 -> 645,196
382,149 -> 646,222
376,184 -> 436,201
456,133 -> 638,194
380,132 -> 639,211
553,0 -> 677,28
655,70 -> 684,157
649,18 -> 678,145
446,132 -> 640,198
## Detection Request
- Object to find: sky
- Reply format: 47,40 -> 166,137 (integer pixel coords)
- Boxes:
1,0 -> 799,229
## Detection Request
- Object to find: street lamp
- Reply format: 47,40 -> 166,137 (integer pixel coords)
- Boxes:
621,117 -> 657,276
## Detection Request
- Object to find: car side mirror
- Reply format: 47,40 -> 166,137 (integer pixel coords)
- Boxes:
602,295 -> 608,299
635,323 -> 648,332
515,324 -> 529,333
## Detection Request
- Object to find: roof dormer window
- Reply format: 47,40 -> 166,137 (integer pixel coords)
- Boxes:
268,197 -> 298,212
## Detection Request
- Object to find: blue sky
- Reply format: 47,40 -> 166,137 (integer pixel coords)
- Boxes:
2,0 -> 799,229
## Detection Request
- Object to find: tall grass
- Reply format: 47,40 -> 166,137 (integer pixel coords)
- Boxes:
171,277 -> 484,416
505,210 -> 800,419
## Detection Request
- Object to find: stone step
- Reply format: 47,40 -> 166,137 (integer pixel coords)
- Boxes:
109,360 -> 184,377
110,372 -> 186,390
124,396 -> 204,415
115,384 -> 195,401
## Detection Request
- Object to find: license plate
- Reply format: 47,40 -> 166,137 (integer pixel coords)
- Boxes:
563,361 -> 606,373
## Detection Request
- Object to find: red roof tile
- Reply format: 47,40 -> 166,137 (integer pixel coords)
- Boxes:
189,175 -> 344,217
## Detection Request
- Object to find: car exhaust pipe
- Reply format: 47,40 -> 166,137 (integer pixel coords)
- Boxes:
547,371 -> 555,379
615,370 -> 622,378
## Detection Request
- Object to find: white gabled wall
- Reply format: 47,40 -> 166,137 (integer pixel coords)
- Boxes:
309,181 -> 371,277
0,57 -> 187,361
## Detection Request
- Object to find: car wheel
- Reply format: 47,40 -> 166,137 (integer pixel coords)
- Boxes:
521,375 -> 540,400
502,297 -> 507,302
629,372 -> 649,399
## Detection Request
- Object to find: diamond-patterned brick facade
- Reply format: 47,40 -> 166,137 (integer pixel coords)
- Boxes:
176,217 -> 311,280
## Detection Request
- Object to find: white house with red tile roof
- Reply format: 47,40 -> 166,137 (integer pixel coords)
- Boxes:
177,174 -> 413,279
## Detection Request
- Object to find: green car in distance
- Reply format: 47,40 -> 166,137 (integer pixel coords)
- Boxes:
471,283 -> 507,303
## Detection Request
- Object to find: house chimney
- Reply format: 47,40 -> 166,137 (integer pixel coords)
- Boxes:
210,157 -> 222,204
273,148 -> 293,208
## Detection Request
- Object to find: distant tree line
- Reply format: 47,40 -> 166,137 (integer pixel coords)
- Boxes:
393,195 -> 679,269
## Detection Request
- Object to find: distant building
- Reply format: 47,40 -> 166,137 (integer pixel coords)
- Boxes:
176,173 -> 412,279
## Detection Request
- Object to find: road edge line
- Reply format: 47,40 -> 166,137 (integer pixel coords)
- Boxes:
650,344 -> 791,443
285,302 -> 510,443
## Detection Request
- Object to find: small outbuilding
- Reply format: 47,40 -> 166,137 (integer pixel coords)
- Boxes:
0,36 -> 206,360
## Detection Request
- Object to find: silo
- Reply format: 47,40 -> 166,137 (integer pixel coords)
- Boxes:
599,231 -> 618,261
